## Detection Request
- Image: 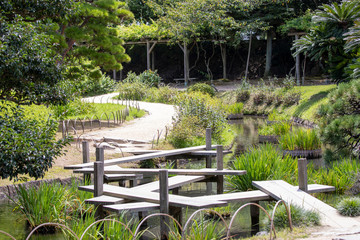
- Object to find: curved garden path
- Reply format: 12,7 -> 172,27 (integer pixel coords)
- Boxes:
80,93 -> 176,144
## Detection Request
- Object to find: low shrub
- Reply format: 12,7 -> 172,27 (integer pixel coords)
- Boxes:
187,83 -> 216,97
236,89 -> 251,102
51,98 -> 95,120
264,204 -> 320,229
283,89 -> 301,106
337,197 -> 360,217
123,70 -> 161,87
279,128 -> 321,151
268,110 -> 290,122
117,81 -> 149,100
227,144 -> 297,191
253,91 -> 267,105
146,86 -> 179,103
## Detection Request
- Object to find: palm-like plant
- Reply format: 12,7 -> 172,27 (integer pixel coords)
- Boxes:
293,1 -> 360,82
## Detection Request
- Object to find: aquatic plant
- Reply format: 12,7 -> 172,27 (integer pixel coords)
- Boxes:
258,121 -> 292,136
264,204 -> 320,229
227,144 -> 297,191
279,128 -> 321,150
227,102 -> 244,115
12,183 -> 67,230
336,197 -> 360,217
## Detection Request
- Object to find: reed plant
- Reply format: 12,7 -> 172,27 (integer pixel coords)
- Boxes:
227,102 -> 244,115
170,218 -> 225,240
279,128 -> 321,150
227,144 -> 297,191
11,183 -> 67,230
308,159 -> 360,194
258,121 -> 292,136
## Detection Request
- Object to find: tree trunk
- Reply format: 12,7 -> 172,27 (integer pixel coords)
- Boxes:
245,33 -> 252,81
295,34 -> 301,86
264,30 -> 273,77
220,43 -> 227,79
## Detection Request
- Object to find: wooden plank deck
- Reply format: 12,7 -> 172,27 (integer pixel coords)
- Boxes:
81,184 -> 227,208
104,202 -> 160,213
122,149 -> 232,156
193,184 -> 336,203
86,196 -> 125,205
65,145 -> 212,169
74,168 -> 246,176
253,180 -> 359,228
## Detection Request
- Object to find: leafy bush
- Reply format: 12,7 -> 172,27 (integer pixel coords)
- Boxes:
227,144 -> 297,191
187,83 -> 216,97
146,86 -> 179,103
337,197 -> 360,217
168,115 -> 205,148
235,80 -> 252,102
283,89 -> 301,106
318,79 -> 360,158
117,81 -> 149,100
0,102 -> 69,180
123,70 -> 161,87
253,90 -> 267,105
264,204 -> 320,229
279,128 -> 321,150
173,92 -> 226,142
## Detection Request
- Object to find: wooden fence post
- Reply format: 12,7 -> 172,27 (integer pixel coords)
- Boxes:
82,141 -> 91,183
298,158 -> 308,192
94,147 -> 104,220
159,169 -> 169,239
206,128 -> 212,194
216,145 -> 224,194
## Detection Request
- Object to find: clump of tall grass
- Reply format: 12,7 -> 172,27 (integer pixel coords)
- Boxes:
264,204 -> 320,229
308,159 -> 360,194
227,144 -> 297,191
170,218 -> 225,240
227,102 -> 244,115
279,128 -> 321,150
336,197 -> 360,217
268,110 -> 290,122
11,183 -> 67,231
258,121 -> 292,136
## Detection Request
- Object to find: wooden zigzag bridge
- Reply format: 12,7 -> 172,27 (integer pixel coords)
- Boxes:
65,130 -> 358,238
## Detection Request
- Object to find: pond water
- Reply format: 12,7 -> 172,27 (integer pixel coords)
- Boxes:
0,116 -> 325,239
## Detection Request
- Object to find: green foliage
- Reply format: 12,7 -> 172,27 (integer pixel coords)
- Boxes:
280,10 -> 313,34
308,159 -> 360,194
0,21 -> 68,105
170,218 -> 224,240
123,70 -> 162,87
264,204 -> 320,230
173,92 -> 227,142
279,128 -> 321,151
337,197 -> 360,217
292,1 -> 360,82
227,144 -> 297,191
258,121 -> 292,136
0,102 -> 69,180
117,81 -> 149,100
187,83 -> 216,97
11,183 -> 66,229
268,110 -> 290,121
51,98 -> 95,120
227,102 -> 244,114
117,21 -> 172,41
317,79 -> 360,158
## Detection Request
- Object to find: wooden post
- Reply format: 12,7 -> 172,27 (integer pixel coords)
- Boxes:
82,141 -> 91,183
183,43 -> 189,87
245,32 -> 252,81
113,70 -> 116,80
298,158 -> 308,192
94,147 -> 105,220
295,34 -> 301,86
159,169 -> 169,239
146,40 -> 151,70
216,145 -> 224,194
206,128 -> 212,194
250,201 -> 260,235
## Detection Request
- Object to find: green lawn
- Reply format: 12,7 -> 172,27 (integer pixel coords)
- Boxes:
284,85 -> 336,122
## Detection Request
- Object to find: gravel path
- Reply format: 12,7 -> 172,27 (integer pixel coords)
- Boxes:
80,93 -> 176,143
